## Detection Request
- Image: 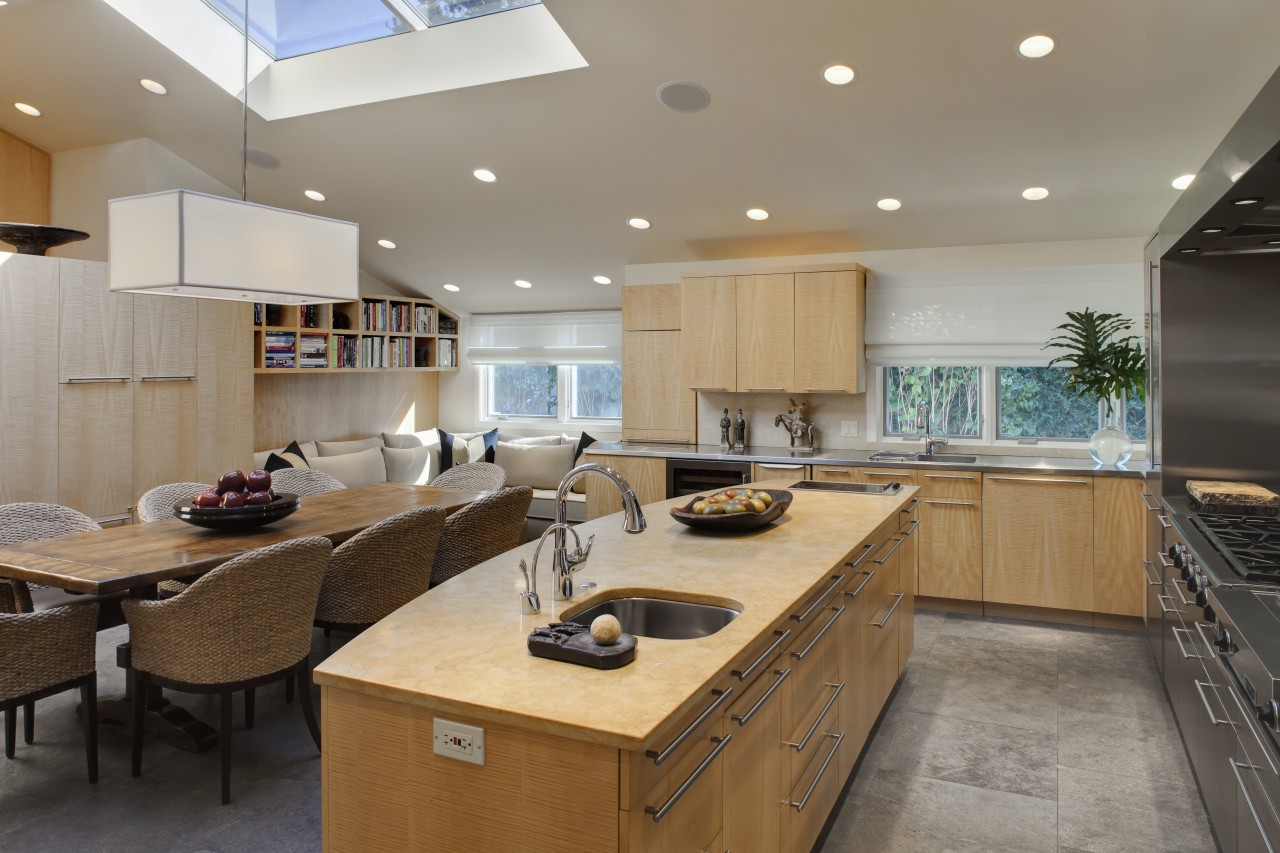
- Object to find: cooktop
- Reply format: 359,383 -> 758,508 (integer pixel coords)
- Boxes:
1191,512 -> 1280,584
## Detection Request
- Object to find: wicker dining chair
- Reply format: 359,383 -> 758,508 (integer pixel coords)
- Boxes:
123,536 -> 332,804
315,505 -> 447,634
1,602 -> 100,783
138,482 -> 211,523
430,486 -> 532,588
428,462 -> 507,491
269,468 -> 348,497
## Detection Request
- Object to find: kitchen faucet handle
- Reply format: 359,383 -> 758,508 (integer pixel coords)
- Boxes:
569,534 -> 596,569
518,559 -> 541,614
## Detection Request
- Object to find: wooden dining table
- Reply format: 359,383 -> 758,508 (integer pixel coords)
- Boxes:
0,483 -> 487,751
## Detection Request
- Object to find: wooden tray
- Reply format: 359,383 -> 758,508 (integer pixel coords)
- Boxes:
1187,480 -> 1280,516
669,489 -> 792,532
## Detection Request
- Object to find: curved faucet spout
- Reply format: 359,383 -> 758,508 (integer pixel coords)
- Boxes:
548,463 -> 647,601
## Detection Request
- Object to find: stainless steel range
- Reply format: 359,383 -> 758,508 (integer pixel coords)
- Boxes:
1193,514 -> 1280,584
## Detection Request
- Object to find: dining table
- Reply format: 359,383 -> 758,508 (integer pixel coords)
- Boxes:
0,482 -> 487,752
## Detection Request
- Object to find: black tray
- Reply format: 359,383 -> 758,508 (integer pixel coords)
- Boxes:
669,489 -> 792,532
173,493 -> 301,531
528,622 -> 636,669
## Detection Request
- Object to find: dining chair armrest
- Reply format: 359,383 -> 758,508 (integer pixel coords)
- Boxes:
0,602 -> 99,700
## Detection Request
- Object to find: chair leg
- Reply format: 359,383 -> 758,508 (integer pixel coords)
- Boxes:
220,691 -> 233,805
23,701 -> 34,744
130,669 -> 145,778
284,676 -> 294,704
4,707 -> 13,759
244,688 -> 255,730
81,678 -> 98,784
296,664 -> 321,751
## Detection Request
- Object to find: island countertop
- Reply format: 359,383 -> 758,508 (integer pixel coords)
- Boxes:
312,480 -> 916,751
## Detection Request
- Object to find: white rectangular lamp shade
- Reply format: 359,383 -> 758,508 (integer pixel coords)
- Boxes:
108,190 -> 359,303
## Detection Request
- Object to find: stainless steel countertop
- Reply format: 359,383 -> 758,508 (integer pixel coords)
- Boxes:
584,442 -> 1146,478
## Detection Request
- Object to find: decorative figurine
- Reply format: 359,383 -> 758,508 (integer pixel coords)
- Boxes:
720,408 -> 733,448
775,398 -> 817,452
734,409 -> 747,448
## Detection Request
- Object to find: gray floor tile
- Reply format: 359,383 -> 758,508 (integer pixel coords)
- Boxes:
925,631 -> 1059,687
1057,705 -> 1194,785
1058,665 -> 1171,720
1057,764 -> 1216,853
907,666 -> 1059,733
936,613 -> 1068,650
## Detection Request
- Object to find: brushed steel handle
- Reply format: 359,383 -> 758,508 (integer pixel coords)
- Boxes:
1141,559 -> 1160,586
784,682 -> 844,751
1194,681 -> 1237,727
788,732 -> 845,813
924,499 -> 976,507
1231,758 -> 1278,853
623,438 -> 691,445
863,471 -> 907,478
1140,491 -> 1161,512
1225,682 -> 1280,777
871,593 -> 905,628
1158,553 -> 1175,569
803,388 -> 846,392
845,543 -> 877,570
140,375 -> 196,381
67,376 -> 129,383
845,570 -> 876,599
1172,626 -> 1202,660
873,537 -> 906,564
1158,515 -> 1173,529
647,688 -> 734,766
732,630 -> 791,682
817,467 -> 854,474
1173,581 -> 1191,608
731,668 -> 790,728
924,474 -> 975,480
792,605 -> 846,661
986,476 -> 1090,485
791,575 -> 846,623
743,387 -> 784,391
899,519 -> 920,537
760,463 -> 806,470
903,498 -> 921,514
644,734 -> 733,822
1157,595 -> 1180,615
688,386 -> 727,391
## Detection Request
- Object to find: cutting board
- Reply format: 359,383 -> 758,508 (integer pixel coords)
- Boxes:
1187,480 -> 1280,515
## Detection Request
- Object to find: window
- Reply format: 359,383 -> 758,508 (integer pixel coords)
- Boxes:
486,365 -> 557,418
409,0 -> 540,27
883,366 -> 981,437
1126,393 -> 1148,441
201,0 -> 414,59
482,364 -> 621,424
997,366 -> 1147,441
570,364 -> 623,420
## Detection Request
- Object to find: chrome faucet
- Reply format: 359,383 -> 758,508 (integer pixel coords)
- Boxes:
916,404 -> 949,456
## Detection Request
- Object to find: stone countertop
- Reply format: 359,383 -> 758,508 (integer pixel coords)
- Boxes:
312,480 -> 914,751
585,442 -> 1146,478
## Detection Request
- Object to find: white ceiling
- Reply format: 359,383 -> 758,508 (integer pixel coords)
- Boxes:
2,0 -> 1279,313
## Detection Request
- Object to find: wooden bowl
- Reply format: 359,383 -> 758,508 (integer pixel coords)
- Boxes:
173,493 -> 301,531
669,489 -> 792,532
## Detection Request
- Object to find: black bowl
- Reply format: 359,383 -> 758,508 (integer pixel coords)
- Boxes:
669,489 -> 792,532
173,493 -> 301,531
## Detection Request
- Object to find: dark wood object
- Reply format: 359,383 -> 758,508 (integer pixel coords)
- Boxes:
1187,480 -> 1280,515
668,489 -> 793,532
527,622 -> 636,669
0,223 -> 89,255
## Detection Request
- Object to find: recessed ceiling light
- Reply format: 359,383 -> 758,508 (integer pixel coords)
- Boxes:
443,283 -> 460,292
876,198 -> 902,211
473,169 -> 497,183
14,102 -> 40,116
1200,227 -> 1224,234
1171,174 -> 1195,190
823,65 -> 856,85
746,208 -> 770,221
1022,187 -> 1050,201
139,79 -> 167,95
1232,197 -> 1263,205
514,279 -> 532,289
0,3 -> 9,7
1018,35 -> 1055,59
627,217 -> 651,229
304,189 -> 326,201
377,239 -> 396,249
593,275 -> 612,285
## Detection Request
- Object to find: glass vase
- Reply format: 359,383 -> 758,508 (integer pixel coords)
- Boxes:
1089,393 -> 1132,467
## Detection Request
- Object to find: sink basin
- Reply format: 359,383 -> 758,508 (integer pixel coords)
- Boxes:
869,452 -> 978,464
564,597 -> 740,640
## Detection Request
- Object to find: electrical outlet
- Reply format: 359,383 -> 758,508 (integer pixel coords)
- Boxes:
434,718 -> 485,766
840,420 -> 858,437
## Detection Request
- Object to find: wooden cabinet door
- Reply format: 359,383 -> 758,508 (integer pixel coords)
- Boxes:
735,274 -> 793,392
752,462 -> 809,484
133,293 -> 196,380
679,276 -> 736,394
919,498 -> 983,601
723,661 -> 784,853
793,270 -> 864,394
59,259 -> 132,382
0,256 -> 60,504
1093,477 -> 1145,617
59,382 -> 133,520
898,498 -> 919,664
622,330 -> 694,439
585,455 -> 665,520
133,380 -> 198,503
982,474 -> 1094,611
855,467 -> 920,487
811,465 -> 856,483
196,300 -> 253,483
622,283 -> 681,331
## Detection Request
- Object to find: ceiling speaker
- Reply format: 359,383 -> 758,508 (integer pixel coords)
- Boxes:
656,81 -> 711,113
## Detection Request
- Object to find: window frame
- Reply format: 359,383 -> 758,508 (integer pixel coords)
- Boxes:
880,365 -> 985,440
478,364 -> 623,428
567,364 -> 623,423
481,364 -> 559,421
994,366 -> 1094,443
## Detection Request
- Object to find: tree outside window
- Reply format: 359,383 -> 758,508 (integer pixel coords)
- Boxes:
571,364 -> 623,419
488,365 -> 557,418
884,367 -> 981,437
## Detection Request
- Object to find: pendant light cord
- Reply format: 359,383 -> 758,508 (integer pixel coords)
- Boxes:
241,0 -> 249,202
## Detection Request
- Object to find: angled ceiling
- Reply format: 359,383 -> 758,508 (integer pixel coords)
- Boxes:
2,0 -> 1279,313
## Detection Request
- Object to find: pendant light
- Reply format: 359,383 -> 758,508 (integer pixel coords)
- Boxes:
107,0 -> 358,304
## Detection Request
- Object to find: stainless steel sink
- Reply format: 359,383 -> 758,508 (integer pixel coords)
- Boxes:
869,451 -> 978,464
564,597 -> 740,640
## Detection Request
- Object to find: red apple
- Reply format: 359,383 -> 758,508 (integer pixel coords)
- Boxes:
246,490 -> 272,505
193,490 -> 221,508
246,469 -> 272,493
217,470 -> 248,495
220,490 -> 247,508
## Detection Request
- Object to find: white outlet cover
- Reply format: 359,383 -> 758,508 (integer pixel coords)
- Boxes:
840,420 -> 858,437
434,717 -> 486,766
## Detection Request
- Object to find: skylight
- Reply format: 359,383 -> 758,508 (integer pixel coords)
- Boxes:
409,0 -> 541,28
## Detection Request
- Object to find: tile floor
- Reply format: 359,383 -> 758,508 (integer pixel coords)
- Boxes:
1,608 -> 1215,853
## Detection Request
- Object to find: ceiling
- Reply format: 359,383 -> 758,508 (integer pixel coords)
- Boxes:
2,0 -> 1280,313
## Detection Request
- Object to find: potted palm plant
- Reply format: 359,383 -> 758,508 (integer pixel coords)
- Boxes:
1043,308 -> 1147,466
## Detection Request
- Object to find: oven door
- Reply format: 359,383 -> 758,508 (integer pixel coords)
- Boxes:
1222,661 -> 1280,853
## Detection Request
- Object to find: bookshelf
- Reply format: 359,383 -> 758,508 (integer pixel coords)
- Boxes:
251,295 -> 461,374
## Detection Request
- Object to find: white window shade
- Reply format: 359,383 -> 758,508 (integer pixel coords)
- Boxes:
467,311 -> 621,364
865,263 -> 1144,366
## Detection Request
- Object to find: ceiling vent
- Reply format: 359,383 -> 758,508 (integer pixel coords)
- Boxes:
656,81 -> 711,113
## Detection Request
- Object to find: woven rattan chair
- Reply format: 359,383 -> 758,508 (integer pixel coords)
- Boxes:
269,468 -> 347,497
428,462 -> 506,491
315,505 -> 447,635
123,536 -> 332,804
138,482 -> 211,523
430,486 -> 532,588
1,602 -> 100,783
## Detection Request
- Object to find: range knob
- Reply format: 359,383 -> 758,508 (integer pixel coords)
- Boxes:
1187,574 -> 1200,593
1168,544 -> 1180,559
1216,628 -> 1235,654
1260,701 -> 1280,730
1173,551 -> 1186,570
1196,588 -> 1209,609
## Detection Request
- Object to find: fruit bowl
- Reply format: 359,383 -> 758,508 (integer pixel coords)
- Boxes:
669,489 -> 792,532
173,493 -> 301,531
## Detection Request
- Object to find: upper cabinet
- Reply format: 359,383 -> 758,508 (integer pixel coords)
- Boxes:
622,284 -> 681,331
59,260 -> 132,383
133,294 -> 197,380
680,276 -> 736,393
736,273 -> 795,392
794,270 -> 865,394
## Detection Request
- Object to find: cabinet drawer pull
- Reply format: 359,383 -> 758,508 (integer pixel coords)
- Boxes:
1193,680 -> 1237,728
1157,595 -> 1179,615
67,376 -> 130,383
1140,491 -> 1161,512
1173,581 -> 1191,608
873,537 -> 906,564
731,668 -> 791,728
1158,553 -> 1175,569
139,375 -> 196,381
623,438 -> 691,445
902,498 -> 921,514
803,388 -> 846,392
1172,627 -> 1202,660
788,732 -> 845,813
863,471 -> 905,478
1230,759 -> 1277,853
1141,559 -> 1160,586
846,543 -> 876,570
871,593 -> 905,629
817,467 -> 853,474
898,519 -> 920,537
688,386 -> 727,391
646,688 -> 734,766
1158,515 -> 1173,529
732,630 -> 791,682
924,474 -> 974,480
986,476 -> 1089,485
923,499 -> 975,507
845,571 -> 876,599
784,682 -> 844,751
791,575 -> 847,623
792,605 -> 846,661
760,463 -> 806,470
644,734 -> 733,823
743,387 -> 784,391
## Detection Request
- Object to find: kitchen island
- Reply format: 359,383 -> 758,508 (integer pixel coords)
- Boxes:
314,481 -> 919,853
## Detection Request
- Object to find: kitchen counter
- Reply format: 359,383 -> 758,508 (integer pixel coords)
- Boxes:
312,480 -> 914,750
585,441 -> 1146,477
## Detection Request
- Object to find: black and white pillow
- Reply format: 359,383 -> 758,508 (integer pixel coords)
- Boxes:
264,440 -> 311,473
435,428 -> 499,472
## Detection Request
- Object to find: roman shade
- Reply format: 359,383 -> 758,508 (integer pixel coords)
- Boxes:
466,311 -> 621,365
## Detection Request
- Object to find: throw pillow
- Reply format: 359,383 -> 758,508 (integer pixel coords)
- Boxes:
505,434 -> 564,446
570,432 -> 598,494
381,429 -> 441,450
263,440 -> 311,473
381,445 -> 437,486
254,440 -> 318,470
315,436 -> 385,457
436,428 -> 499,471
494,441 -> 576,490
308,446 -> 388,488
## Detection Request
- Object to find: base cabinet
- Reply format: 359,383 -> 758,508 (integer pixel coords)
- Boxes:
585,454 -> 666,520
919,498 -> 983,601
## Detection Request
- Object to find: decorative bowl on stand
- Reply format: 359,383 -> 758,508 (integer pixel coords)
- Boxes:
0,223 -> 90,256
669,489 -> 793,532
173,493 -> 301,531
